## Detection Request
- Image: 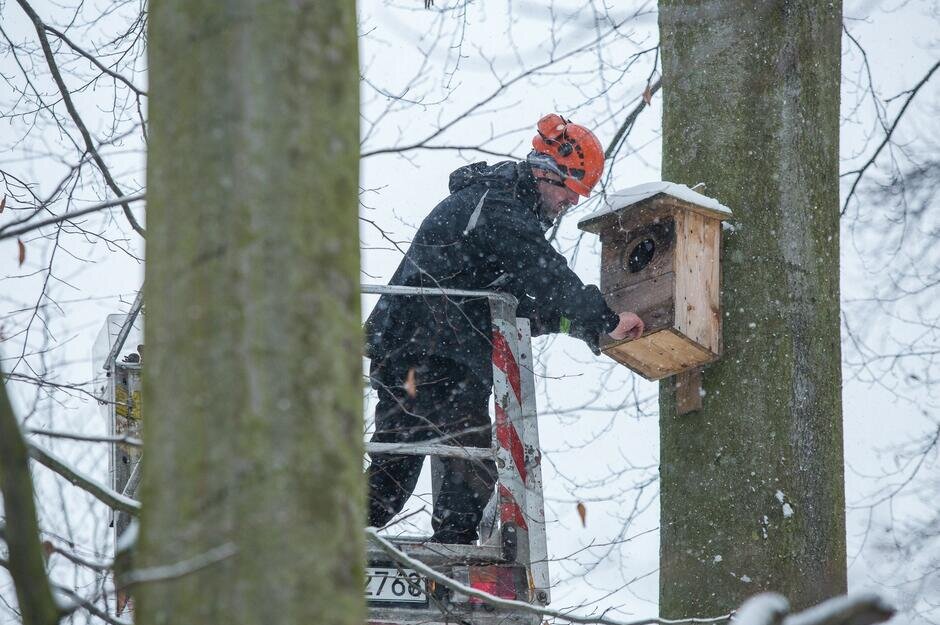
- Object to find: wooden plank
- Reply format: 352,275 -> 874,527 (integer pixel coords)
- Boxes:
600,219 -> 676,292
707,218 -> 721,353
603,329 -> 717,381
675,367 -> 704,415
674,211 -> 721,354
648,330 -> 711,369
639,333 -> 689,372
603,337 -> 675,379
602,273 -> 675,335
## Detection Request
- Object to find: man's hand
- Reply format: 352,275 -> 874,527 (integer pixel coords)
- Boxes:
608,312 -> 644,341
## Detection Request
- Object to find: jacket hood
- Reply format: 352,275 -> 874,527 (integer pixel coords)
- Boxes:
448,160 -> 552,232
448,160 -> 516,193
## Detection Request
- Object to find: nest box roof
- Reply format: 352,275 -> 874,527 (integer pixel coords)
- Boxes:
578,181 -> 732,234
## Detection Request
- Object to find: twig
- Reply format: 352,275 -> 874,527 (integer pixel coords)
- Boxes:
545,76 -> 663,244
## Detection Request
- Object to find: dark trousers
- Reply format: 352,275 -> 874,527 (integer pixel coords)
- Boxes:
366,356 -> 496,544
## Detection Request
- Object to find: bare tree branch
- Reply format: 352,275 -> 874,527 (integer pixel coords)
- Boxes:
27,441 -> 141,515
606,77 -> 662,160
841,59 -> 940,215
0,381 -> 61,625
26,428 -> 143,447
0,193 -> 145,241
120,543 -> 238,587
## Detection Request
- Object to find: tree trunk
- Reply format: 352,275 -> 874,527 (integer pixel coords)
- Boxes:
137,2 -> 362,624
658,1 -> 845,616
0,383 -> 60,625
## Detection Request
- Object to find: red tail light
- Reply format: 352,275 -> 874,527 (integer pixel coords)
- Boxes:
468,566 -> 518,604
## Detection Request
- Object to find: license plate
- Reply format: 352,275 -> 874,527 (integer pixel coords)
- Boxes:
365,566 -> 428,605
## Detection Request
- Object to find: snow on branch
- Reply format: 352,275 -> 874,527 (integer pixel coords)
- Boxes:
26,428 -> 143,447
734,592 -> 895,625
27,441 -> 141,515
734,594 -> 791,625
784,593 -> 895,625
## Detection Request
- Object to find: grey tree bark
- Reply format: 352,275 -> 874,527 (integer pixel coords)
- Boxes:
658,0 -> 846,616
136,2 -> 363,624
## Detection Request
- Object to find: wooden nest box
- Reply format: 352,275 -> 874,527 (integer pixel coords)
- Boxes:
578,182 -> 732,381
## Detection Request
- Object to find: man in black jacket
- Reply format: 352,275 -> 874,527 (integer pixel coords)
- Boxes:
365,114 -> 643,544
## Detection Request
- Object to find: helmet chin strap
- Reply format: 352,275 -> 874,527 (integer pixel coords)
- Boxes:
532,181 -> 566,232
528,152 -> 572,193
526,152 -> 570,230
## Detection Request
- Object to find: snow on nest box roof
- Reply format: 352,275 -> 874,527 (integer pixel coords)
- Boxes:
578,181 -> 732,234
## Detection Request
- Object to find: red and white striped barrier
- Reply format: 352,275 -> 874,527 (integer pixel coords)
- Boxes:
491,318 -> 531,559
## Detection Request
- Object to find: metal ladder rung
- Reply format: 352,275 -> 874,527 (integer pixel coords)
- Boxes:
368,536 -> 504,565
365,442 -> 497,461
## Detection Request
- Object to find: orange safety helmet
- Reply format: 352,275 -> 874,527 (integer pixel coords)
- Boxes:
530,113 -> 605,197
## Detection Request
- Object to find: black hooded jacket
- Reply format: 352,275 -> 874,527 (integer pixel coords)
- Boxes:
364,160 -> 619,383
